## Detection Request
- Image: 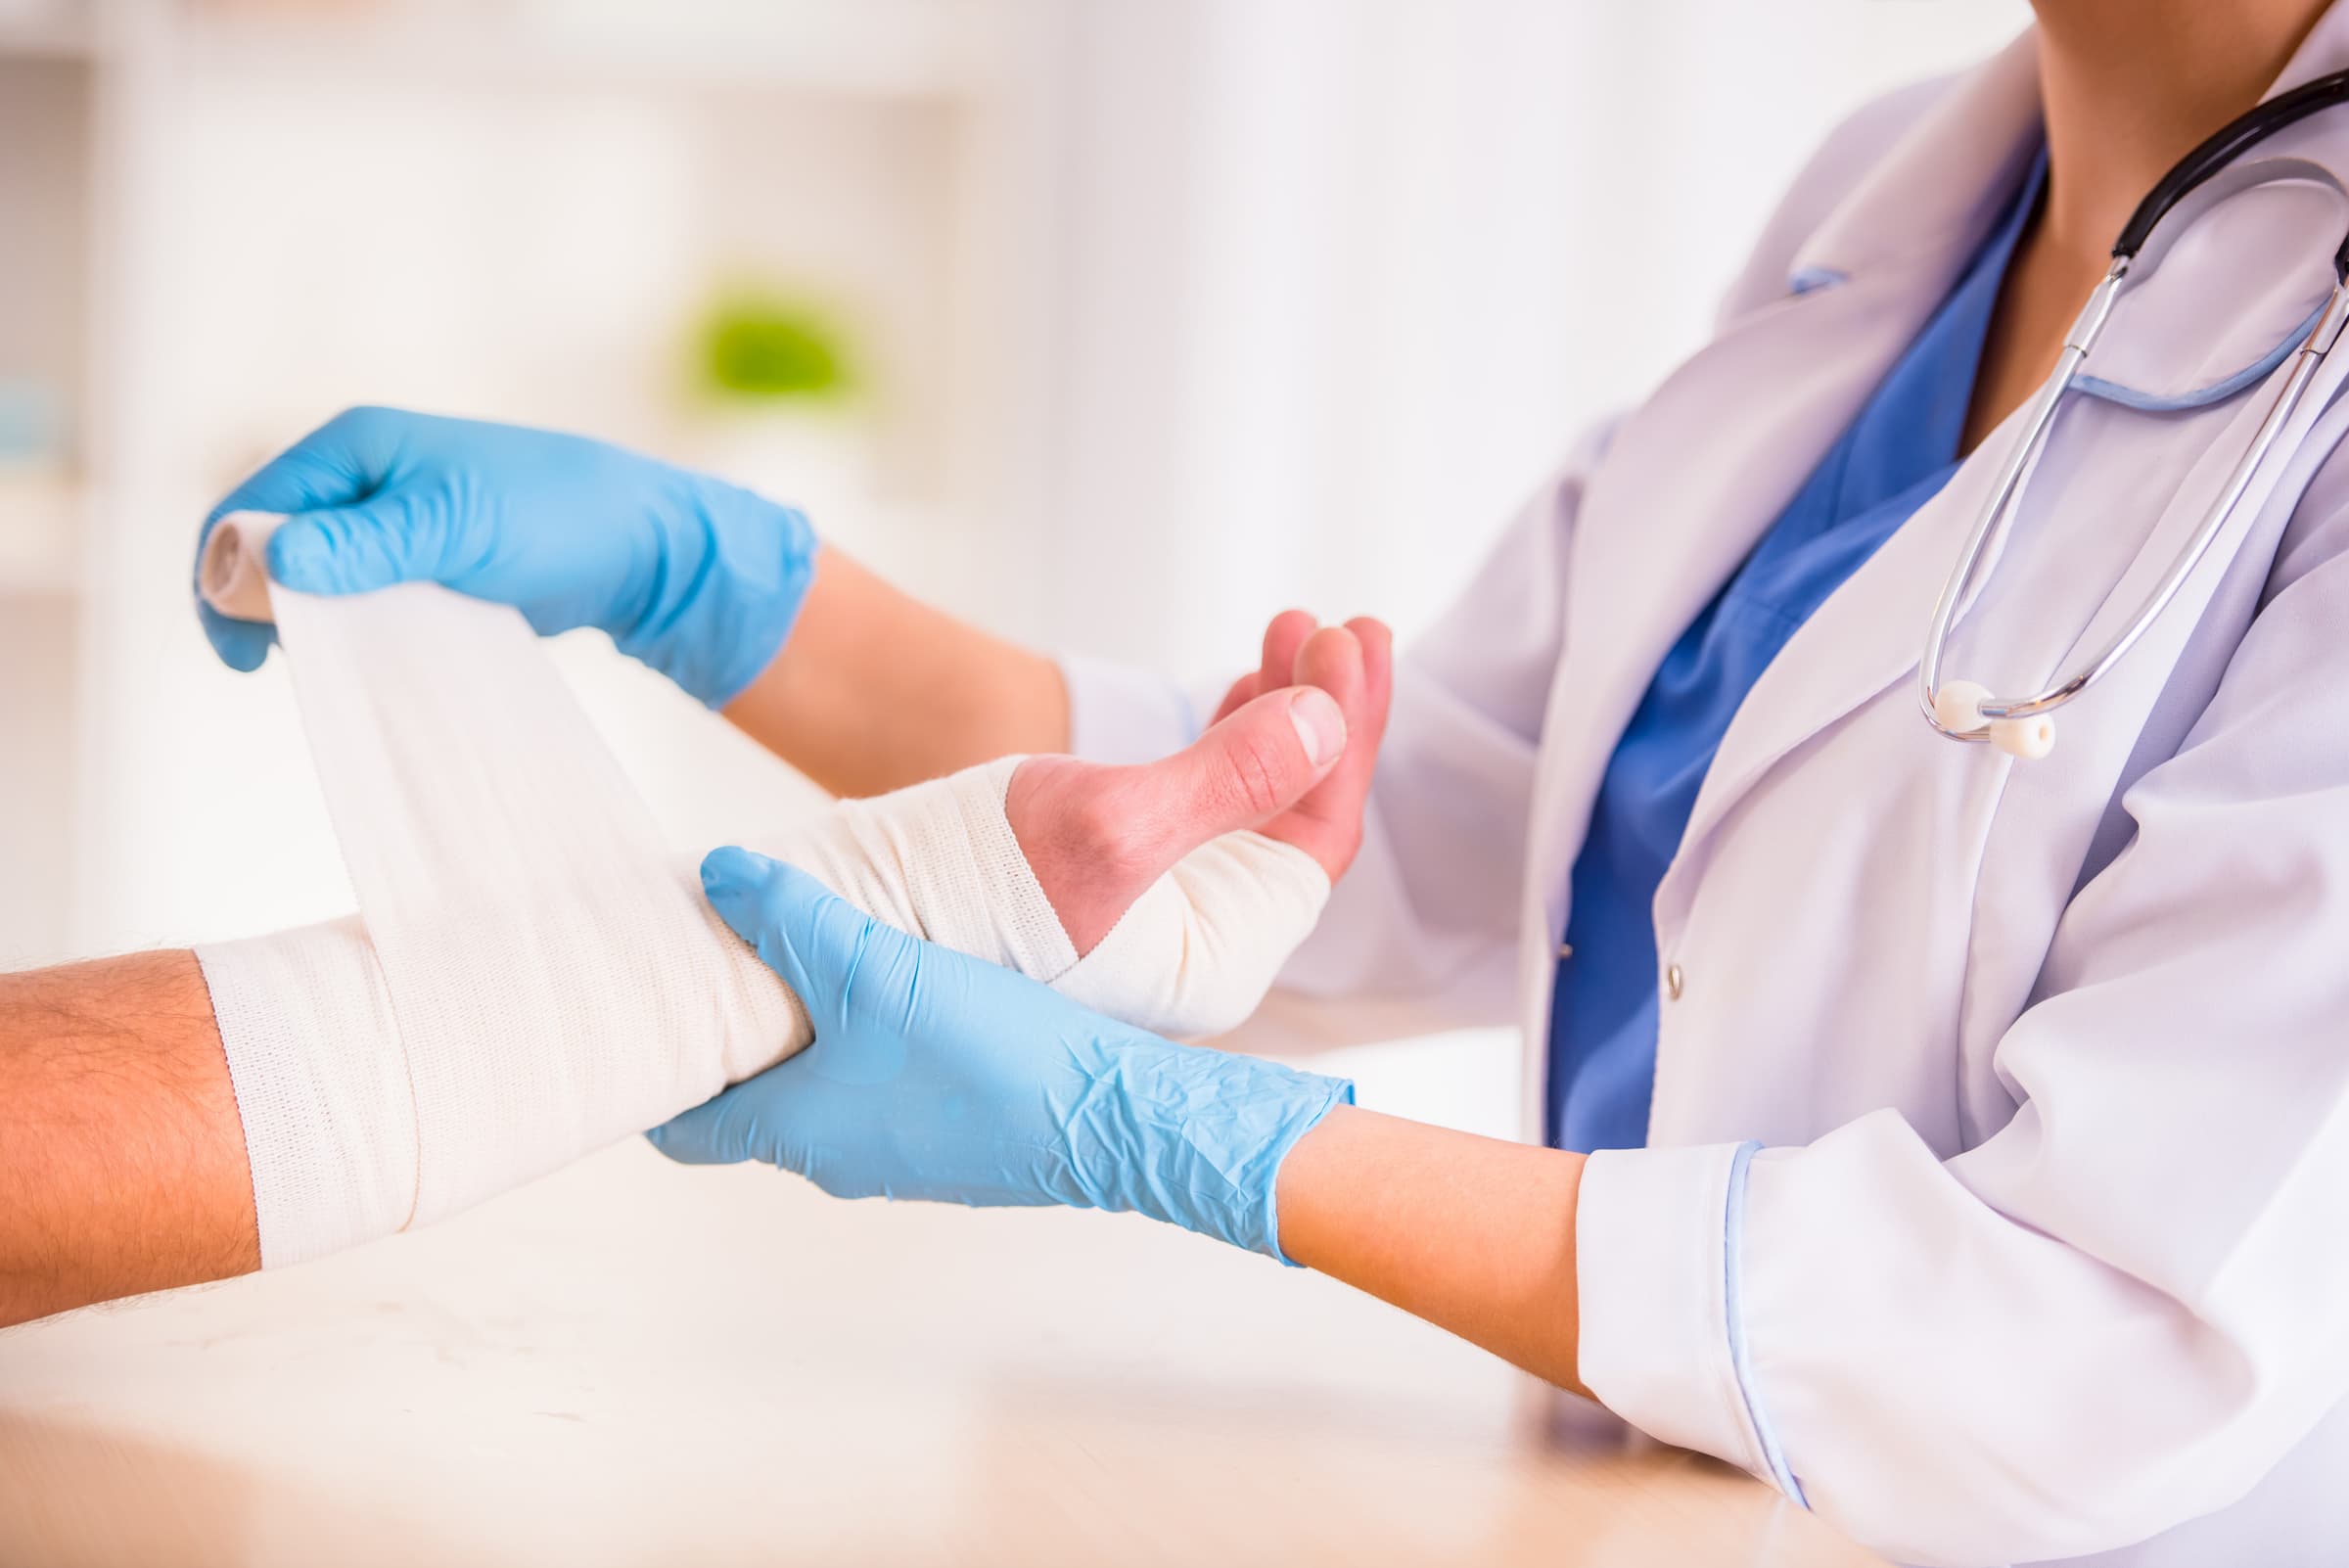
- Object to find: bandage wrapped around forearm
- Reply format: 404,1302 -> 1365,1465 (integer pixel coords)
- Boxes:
192,513 -> 1326,1268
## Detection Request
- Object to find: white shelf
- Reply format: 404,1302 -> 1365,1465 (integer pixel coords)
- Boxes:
0,470 -> 81,596
0,11 -> 98,62
169,0 -> 972,99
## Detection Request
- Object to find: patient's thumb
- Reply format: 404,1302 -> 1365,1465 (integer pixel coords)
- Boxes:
1005,686 -> 1343,956
1153,685 -> 1345,849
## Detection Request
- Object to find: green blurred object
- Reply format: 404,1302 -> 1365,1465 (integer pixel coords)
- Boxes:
696,294 -> 854,403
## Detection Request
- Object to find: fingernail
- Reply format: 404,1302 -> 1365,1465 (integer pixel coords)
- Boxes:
700,845 -> 769,897
1288,687 -> 1346,767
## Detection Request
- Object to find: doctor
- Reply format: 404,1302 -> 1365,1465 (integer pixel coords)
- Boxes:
185,0 -> 2349,1561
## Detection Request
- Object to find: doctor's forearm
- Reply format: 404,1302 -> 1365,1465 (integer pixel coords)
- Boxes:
721,546 -> 1071,798
1275,1106 -> 1589,1398
0,951 -> 258,1327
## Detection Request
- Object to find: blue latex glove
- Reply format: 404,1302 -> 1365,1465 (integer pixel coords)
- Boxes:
196,406 -> 817,707
651,849 -> 1355,1263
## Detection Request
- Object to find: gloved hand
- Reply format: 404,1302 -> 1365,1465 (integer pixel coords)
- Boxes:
196,406 -> 817,707
650,849 -> 1355,1262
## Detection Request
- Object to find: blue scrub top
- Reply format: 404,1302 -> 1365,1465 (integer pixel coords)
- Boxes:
1545,152 -> 2047,1154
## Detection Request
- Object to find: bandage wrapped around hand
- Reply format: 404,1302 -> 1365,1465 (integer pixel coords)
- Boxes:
760,759 -> 1327,1045
193,514 -> 1327,1268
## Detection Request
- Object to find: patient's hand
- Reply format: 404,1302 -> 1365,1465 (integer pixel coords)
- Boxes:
1007,616 -> 1393,953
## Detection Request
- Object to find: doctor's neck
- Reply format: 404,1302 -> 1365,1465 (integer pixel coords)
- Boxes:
2030,0 -> 2331,261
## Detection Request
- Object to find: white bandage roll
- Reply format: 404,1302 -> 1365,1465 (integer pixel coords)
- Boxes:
196,515 -> 275,621
201,514 -> 800,1259
196,513 -> 1328,1269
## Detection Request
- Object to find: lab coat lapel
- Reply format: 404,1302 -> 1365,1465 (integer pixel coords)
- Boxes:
1663,410 -> 2009,873
1512,255 -> 1978,1069
1513,38 -> 2047,1067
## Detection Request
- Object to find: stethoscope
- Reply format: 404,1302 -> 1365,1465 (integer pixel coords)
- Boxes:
1920,69 -> 2349,759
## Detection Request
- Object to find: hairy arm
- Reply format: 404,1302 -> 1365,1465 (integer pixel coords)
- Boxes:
1276,1107 -> 1589,1398
0,952 -> 257,1328
722,548 -> 1071,798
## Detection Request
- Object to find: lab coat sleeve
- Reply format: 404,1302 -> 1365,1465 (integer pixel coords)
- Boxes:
1057,423 -> 1605,1046
1576,529 -> 2349,1565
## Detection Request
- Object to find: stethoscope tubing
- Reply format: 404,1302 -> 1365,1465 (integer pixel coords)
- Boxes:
1918,72 -> 2349,755
2115,68 -> 2349,276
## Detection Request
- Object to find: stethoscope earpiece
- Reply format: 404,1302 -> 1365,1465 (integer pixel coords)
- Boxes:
1930,679 -> 2056,761
1992,714 -> 2056,761
1930,678 -> 1992,735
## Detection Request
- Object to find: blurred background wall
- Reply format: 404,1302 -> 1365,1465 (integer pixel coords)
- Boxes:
0,0 -> 2025,1122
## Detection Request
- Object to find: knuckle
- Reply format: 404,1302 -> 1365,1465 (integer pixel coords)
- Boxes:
1070,786 -> 1152,872
1056,775 -> 1170,884
329,404 -> 414,474
325,404 -> 389,439
1219,729 -> 1292,818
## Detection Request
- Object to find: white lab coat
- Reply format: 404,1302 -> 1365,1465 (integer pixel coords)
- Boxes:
1066,19 -> 2349,1568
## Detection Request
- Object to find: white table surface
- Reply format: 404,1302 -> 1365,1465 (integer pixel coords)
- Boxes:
0,1136 -> 1882,1567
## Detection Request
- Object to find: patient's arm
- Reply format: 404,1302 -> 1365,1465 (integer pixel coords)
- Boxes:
0,623 -> 1388,1328
0,952 -> 256,1326
712,530 -> 1403,986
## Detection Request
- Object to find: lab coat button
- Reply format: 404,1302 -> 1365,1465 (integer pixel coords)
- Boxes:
1665,963 -> 1684,1001
1558,942 -> 1574,960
